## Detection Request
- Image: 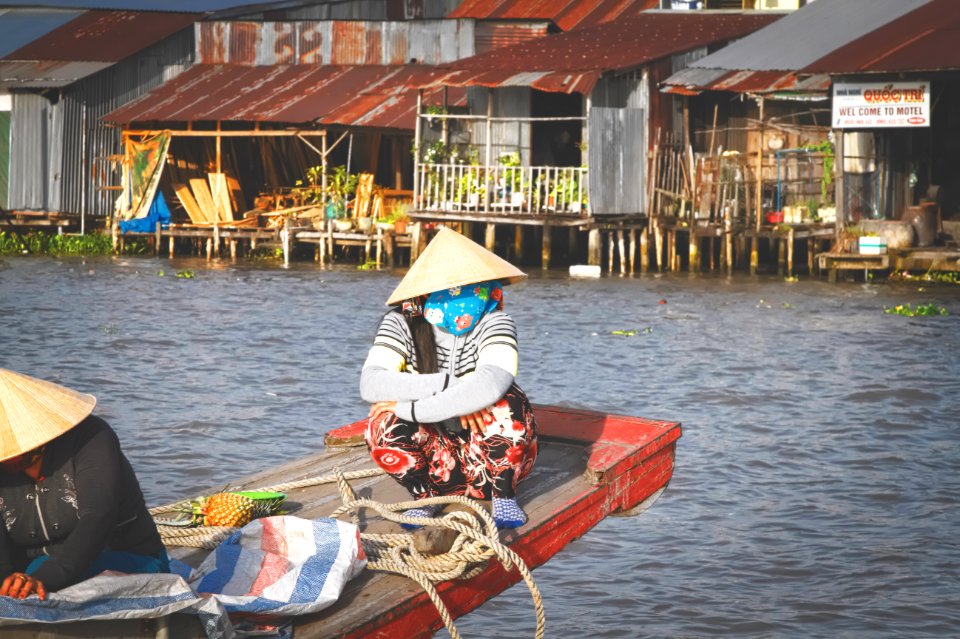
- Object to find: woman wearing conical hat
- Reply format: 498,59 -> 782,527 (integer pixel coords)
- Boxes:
0,370 -> 168,600
361,227 -> 538,529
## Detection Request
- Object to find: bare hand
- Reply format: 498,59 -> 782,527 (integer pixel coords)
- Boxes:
369,401 -> 398,420
0,572 -> 46,600
460,408 -> 494,435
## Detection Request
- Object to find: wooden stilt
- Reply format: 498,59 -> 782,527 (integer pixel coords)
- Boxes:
688,229 -> 698,273
654,221 -> 663,272
230,239 -> 237,260
168,236 -> 174,259
154,222 -> 161,256
485,223 -> 496,252
410,222 -> 422,262
327,226 -> 335,262
778,236 -> 786,275
628,229 -> 637,274
640,227 -> 649,273
205,237 -> 212,260
617,230 -> 626,274
514,226 -> 523,262
568,227 -> 578,262
385,232 -> 395,267
725,215 -> 733,273
787,228 -> 795,276
808,238 -> 815,274
281,227 -> 290,268
541,225 -> 551,269
607,233 -> 614,273
750,237 -> 758,275
588,228 -> 601,266
318,232 -> 326,263
667,229 -> 676,272
376,231 -> 383,268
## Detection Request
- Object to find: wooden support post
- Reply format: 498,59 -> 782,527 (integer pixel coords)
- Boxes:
568,227 -> 578,261
588,228 -> 601,266
365,237 -> 372,264
541,225 -> 551,269
640,227 -> 649,273
385,232 -> 395,267
411,222 -> 422,262
154,222 -> 161,256
617,230 -> 626,274
778,236 -> 786,275
213,225 -> 221,258
485,223 -> 496,252
318,232 -> 326,263
327,226 -> 335,262
205,237 -> 213,261
688,229 -> 698,273
514,226 -> 523,262
629,229 -> 637,274
667,229 -> 675,271
725,215 -> 733,273
281,227 -> 290,268
376,231 -> 383,267
607,232 -> 614,273
168,236 -> 174,259
654,221 -> 663,272
808,238 -> 816,274
787,229 -> 795,276
230,239 -> 237,260
750,237 -> 758,275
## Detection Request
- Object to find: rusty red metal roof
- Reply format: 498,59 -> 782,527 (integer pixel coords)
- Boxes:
426,10 -> 781,94
102,64 -> 455,129
448,0 -> 659,32
802,0 -> 960,74
662,67 -> 831,96
2,10 -> 197,63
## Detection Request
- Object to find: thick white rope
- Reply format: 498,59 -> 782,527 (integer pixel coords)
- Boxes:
151,466 -> 545,639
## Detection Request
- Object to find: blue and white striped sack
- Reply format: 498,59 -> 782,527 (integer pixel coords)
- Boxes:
188,516 -> 367,616
0,516 -> 365,638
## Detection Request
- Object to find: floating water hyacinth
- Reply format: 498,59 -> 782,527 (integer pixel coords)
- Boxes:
610,328 -> 653,336
176,270 -> 195,279
884,303 -> 948,317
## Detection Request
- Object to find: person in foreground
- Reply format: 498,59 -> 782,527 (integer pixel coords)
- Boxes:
0,368 -> 169,601
360,227 -> 538,530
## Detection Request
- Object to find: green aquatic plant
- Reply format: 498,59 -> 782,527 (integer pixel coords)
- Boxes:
176,270 -> 195,279
884,303 -> 948,317
0,231 -> 139,256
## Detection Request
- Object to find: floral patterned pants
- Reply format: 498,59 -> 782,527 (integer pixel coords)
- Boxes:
365,384 -> 538,500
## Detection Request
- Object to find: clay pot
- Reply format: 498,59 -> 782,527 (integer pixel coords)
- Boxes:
902,204 -> 937,247
859,220 -> 914,249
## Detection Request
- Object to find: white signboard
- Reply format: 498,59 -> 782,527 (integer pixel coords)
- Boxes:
833,81 -> 930,128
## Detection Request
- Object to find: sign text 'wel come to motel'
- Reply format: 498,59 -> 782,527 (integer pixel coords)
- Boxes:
833,81 -> 931,129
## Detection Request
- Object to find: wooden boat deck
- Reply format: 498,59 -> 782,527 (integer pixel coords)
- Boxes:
3,405 -> 680,639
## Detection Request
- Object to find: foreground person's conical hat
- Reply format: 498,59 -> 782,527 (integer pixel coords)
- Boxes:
0,369 -> 97,462
387,227 -> 527,305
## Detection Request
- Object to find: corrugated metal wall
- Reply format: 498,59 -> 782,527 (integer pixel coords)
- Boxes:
588,107 -> 646,214
7,27 -> 194,218
9,93 -> 64,212
252,0 -> 460,20
0,109 -> 9,210
197,20 -> 474,66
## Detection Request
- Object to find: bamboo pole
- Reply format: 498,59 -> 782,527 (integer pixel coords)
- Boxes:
752,97 -> 765,275
541,226 -> 551,270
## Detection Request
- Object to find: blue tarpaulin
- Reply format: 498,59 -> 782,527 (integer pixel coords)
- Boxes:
119,191 -> 171,234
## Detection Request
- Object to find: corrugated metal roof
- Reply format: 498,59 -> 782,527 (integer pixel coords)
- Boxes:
2,10 -> 197,63
425,10 -> 781,94
0,8 -> 83,59
687,0 -> 933,72
802,0 -> 960,74
662,66 -> 831,95
0,60 -> 113,88
448,0 -> 659,31
102,63 -> 456,129
0,8 -> 198,87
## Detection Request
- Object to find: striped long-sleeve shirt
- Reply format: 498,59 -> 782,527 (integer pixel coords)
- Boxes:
360,310 -> 519,424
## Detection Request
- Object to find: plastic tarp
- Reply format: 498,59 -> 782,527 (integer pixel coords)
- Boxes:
0,516 -> 366,639
119,190 -> 171,233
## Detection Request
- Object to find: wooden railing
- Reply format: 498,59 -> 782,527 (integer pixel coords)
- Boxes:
416,163 -> 588,216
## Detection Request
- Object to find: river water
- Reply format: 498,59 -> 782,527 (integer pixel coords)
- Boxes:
1,256 -> 958,638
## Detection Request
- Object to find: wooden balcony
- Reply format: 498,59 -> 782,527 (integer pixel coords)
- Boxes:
415,163 -> 589,219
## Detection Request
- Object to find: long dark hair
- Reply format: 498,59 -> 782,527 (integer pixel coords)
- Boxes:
406,314 -> 438,374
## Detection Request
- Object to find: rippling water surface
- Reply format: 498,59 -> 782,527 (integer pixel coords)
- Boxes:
2,256 -> 958,638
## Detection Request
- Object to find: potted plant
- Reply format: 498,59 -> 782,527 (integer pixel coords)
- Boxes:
326,165 -> 358,231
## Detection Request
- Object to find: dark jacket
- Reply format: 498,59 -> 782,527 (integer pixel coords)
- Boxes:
0,415 -> 164,591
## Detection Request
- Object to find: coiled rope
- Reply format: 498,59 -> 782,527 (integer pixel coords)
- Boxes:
150,467 -> 545,639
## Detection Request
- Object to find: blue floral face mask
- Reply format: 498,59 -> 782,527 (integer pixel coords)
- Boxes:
423,280 -> 503,335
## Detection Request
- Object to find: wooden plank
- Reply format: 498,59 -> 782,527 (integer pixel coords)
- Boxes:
173,183 -> 209,224
207,173 -> 234,222
189,179 -> 219,224
225,175 -> 245,214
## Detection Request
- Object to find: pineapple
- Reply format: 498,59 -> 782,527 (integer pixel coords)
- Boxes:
193,492 -> 256,527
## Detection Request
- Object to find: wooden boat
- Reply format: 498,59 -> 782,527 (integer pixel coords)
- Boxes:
2,405 -> 680,639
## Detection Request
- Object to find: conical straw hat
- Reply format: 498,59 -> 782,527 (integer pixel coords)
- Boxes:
0,369 -> 96,462
386,227 -> 527,305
